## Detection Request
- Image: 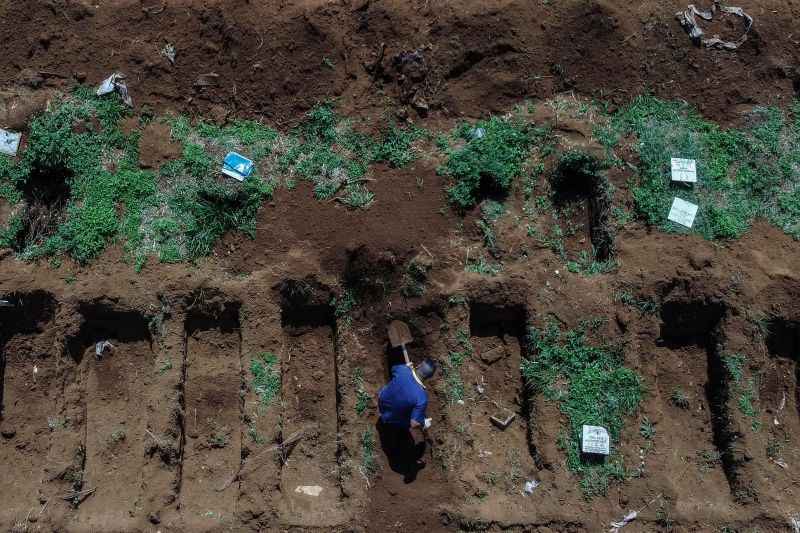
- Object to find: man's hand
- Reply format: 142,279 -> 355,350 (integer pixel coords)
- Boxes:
409,419 -> 425,444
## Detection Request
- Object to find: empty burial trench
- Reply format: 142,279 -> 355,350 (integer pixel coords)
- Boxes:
549,154 -> 615,261
765,318 -> 799,421
456,302 -> 540,499
276,279 -> 342,526
657,299 -> 748,499
64,302 -> 155,529
15,166 -> 73,252
0,291 -> 57,527
179,295 -> 242,527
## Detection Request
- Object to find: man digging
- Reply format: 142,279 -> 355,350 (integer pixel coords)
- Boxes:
377,320 -> 437,483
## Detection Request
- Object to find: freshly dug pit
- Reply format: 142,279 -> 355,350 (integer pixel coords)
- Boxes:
181,294 -> 243,529
657,299 -> 750,499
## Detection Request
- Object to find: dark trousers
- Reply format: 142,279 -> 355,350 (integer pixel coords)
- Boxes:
376,419 -> 426,483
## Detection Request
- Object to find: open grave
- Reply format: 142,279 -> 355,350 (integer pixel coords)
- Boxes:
435,300 -> 539,523
179,291 -> 242,529
649,298 -> 751,509
762,318 -> 800,471
0,291 -> 57,528
16,165 -> 72,253
276,279 -> 344,526
548,152 -> 615,264
58,301 -> 155,530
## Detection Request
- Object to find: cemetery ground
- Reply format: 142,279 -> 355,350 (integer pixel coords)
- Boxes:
1,1 -> 800,531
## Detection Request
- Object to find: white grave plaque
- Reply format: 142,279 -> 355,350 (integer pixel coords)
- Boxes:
581,425 -> 610,455
671,158 -> 697,183
667,197 -> 699,228
0,129 -> 21,157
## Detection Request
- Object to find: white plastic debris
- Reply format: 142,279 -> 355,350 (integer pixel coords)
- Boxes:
96,73 -> 133,107
161,43 -> 176,65
294,485 -> 323,497
523,480 -> 540,495
424,417 -> 432,429
0,129 -> 22,157
95,340 -> 115,357
671,158 -> 697,183
0,299 -> 14,307
456,399 -> 465,405
581,425 -> 610,456
667,197 -> 699,228
609,510 -> 638,532
470,127 -> 486,140
676,1 -> 753,51
790,513 -> 800,533
221,152 -> 254,181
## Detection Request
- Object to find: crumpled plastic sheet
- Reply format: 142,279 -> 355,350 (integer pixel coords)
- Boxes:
676,0 -> 753,50
95,340 -> 115,358
609,511 -> 638,533
96,73 -> 134,107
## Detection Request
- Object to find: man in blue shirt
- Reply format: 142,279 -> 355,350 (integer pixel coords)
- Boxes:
377,358 -> 437,482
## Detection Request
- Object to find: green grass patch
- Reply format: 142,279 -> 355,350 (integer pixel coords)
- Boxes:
522,319 -> 643,498
611,96 -> 800,240
443,330 -> 473,404
352,367 -> 371,416
438,116 -> 547,208
360,429 -> 378,477
250,352 -> 280,407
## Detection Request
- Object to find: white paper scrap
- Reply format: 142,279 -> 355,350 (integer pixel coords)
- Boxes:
668,197 -> 699,228
671,158 -> 697,182
294,485 -> 323,497
0,129 -> 22,156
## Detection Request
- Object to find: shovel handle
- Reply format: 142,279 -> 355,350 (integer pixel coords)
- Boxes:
401,344 -> 411,365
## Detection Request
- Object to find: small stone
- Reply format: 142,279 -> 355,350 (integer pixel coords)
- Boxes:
689,250 -> 713,270
74,71 -> 87,82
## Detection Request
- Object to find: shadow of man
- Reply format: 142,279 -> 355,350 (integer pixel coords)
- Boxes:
376,418 -> 426,483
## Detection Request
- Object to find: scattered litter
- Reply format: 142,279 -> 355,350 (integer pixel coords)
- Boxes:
424,417 -> 432,429
294,485 -> 323,497
771,457 -> 788,469
221,152 -> 254,181
475,383 -> 486,395
490,411 -> 516,431
469,127 -> 486,140
95,340 -> 115,358
667,197 -> 699,228
775,391 -> 786,425
523,480 -> 540,495
609,510 -> 638,532
790,513 -> 800,533
670,158 -> 697,183
676,1 -> 753,51
456,399 -> 465,405
0,129 -> 22,157
478,450 -> 493,459
0,299 -> 14,307
581,425 -> 610,456
161,43 -> 176,65
96,73 -> 133,107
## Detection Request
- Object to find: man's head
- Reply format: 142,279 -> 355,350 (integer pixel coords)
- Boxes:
416,358 -> 438,380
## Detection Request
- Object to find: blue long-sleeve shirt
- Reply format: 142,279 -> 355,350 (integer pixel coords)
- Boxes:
378,364 -> 428,428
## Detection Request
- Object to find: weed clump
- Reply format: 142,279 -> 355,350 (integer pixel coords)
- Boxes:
522,319 -> 643,498
439,116 -> 545,208
251,352 -> 280,407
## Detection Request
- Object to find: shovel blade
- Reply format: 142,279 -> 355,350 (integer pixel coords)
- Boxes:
388,320 -> 413,348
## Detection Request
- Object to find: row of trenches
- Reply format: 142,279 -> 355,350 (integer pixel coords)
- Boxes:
1,286 -> 799,529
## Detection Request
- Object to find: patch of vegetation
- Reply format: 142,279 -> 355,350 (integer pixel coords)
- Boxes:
401,257 -> 432,297
522,319 -> 643,498
696,449 -> 722,474
639,417 -> 656,440
250,352 -> 280,407
438,116 -> 547,208
722,352 -> 746,383
614,290 -> 659,315
566,249 -> 617,275
360,429 -> 378,478
352,367 -> 371,415
612,96 -> 800,240
332,288 -> 357,329
373,124 -> 427,168
670,388 -> 690,409
443,330 -> 473,404
465,254 -> 502,276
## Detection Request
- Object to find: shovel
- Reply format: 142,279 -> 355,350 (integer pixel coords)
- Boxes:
388,320 -> 425,389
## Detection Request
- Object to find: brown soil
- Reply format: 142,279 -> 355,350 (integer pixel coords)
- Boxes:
2,1 -> 800,532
